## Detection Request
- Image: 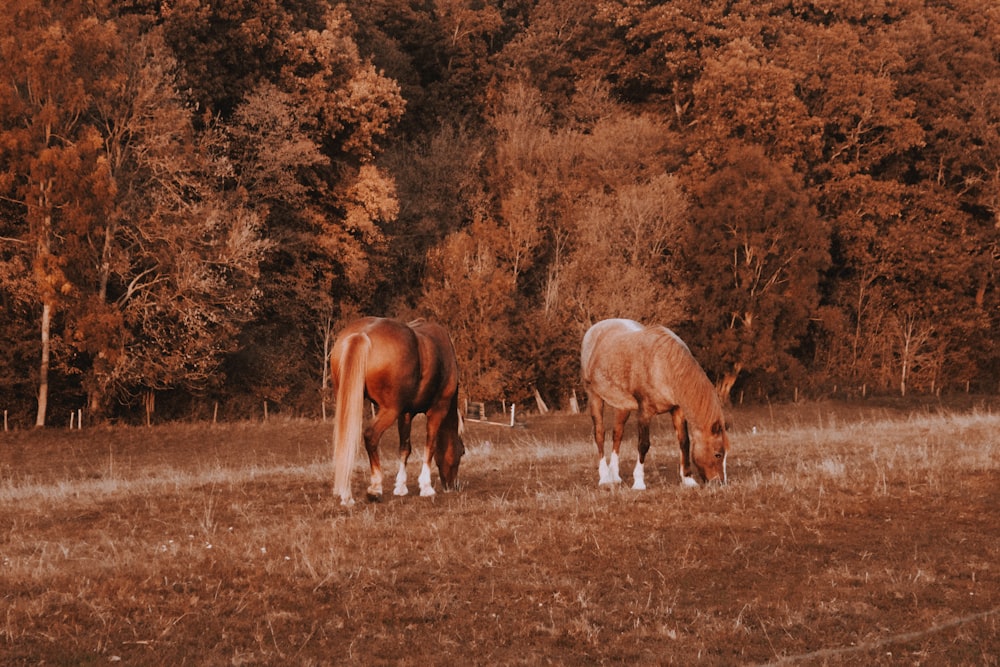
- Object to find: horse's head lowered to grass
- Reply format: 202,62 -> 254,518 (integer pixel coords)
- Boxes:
686,416 -> 729,485
434,392 -> 465,490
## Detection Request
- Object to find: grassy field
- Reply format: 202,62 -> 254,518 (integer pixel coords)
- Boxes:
1,399 -> 998,665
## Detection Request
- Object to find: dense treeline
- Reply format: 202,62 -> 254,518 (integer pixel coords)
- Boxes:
1,0 -> 997,426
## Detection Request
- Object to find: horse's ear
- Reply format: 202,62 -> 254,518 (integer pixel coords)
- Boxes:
712,419 -> 724,435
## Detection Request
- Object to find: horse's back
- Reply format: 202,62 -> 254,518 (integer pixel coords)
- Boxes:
336,317 -> 419,367
582,319 -> 702,413
409,319 -> 461,408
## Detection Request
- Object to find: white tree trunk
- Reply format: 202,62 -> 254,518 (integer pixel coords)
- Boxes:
35,301 -> 51,427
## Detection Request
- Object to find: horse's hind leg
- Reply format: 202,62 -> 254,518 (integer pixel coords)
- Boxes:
363,407 -> 398,501
588,394 -> 612,485
671,407 -> 698,487
608,407 -> 629,484
394,414 -> 413,496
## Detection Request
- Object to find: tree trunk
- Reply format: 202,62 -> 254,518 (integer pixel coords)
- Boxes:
717,374 -> 737,405
35,301 -> 51,427
88,384 -> 105,424
716,363 -> 743,405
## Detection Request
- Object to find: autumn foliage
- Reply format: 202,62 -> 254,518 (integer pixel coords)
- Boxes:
1,0 -> 997,424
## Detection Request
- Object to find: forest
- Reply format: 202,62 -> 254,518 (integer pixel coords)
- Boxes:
1,0 -> 997,426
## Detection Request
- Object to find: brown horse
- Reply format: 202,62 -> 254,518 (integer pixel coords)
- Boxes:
330,317 -> 464,506
581,318 -> 729,488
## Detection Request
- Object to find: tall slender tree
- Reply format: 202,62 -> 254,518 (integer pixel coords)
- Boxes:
0,0 -> 122,424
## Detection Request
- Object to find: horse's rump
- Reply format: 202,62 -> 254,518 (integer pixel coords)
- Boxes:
581,319 -> 645,409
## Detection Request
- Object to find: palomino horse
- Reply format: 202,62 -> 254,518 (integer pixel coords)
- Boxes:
581,318 -> 729,488
331,317 -> 464,506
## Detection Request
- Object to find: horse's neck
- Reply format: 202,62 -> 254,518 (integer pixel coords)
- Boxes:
648,338 -> 720,425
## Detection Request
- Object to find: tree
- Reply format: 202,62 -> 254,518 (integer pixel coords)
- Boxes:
562,172 -> 689,329
689,36 -> 821,170
877,186 -> 984,394
0,3 -> 272,423
419,222 -> 519,402
3,0 -> 997,421
496,0 -> 613,115
377,122 -> 489,314
423,79 -> 690,404
0,199 -> 37,423
348,0 -> 506,137
685,145 -> 829,401
593,0 -> 731,115
888,1 -> 1000,390
160,3 -> 406,412
0,0 -> 123,425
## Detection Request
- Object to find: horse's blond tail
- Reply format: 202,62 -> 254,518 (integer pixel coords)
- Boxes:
332,333 -> 370,505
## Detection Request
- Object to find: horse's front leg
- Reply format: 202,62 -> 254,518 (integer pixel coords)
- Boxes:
417,407 -> 454,497
609,407 -> 630,484
418,432 -> 437,498
394,414 -> 413,496
671,407 -> 698,487
363,407 -> 398,502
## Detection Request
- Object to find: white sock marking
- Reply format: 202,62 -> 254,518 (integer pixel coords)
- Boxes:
609,452 -> 622,483
632,460 -> 646,490
418,462 -> 436,497
598,457 -> 612,485
394,463 -> 408,496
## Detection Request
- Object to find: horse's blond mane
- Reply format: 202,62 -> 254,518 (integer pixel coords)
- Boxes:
648,327 -> 724,429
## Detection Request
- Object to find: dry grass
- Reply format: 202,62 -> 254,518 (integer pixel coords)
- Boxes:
1,400 -> 998,665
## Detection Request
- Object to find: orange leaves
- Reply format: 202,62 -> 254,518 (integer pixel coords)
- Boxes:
335,64 -> 405,159
343,164 -> 399,239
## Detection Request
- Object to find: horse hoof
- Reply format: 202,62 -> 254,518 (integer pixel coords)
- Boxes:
632,481 -> 646,491
394,486 -> 408,496
366,492 -> 382,503
681,476 -> 699,488
340,497 -> 355,507
420,487 -> 436,497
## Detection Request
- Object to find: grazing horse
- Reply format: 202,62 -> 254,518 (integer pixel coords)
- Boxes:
581,318 -> 729,488
331,317 -> 464,506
